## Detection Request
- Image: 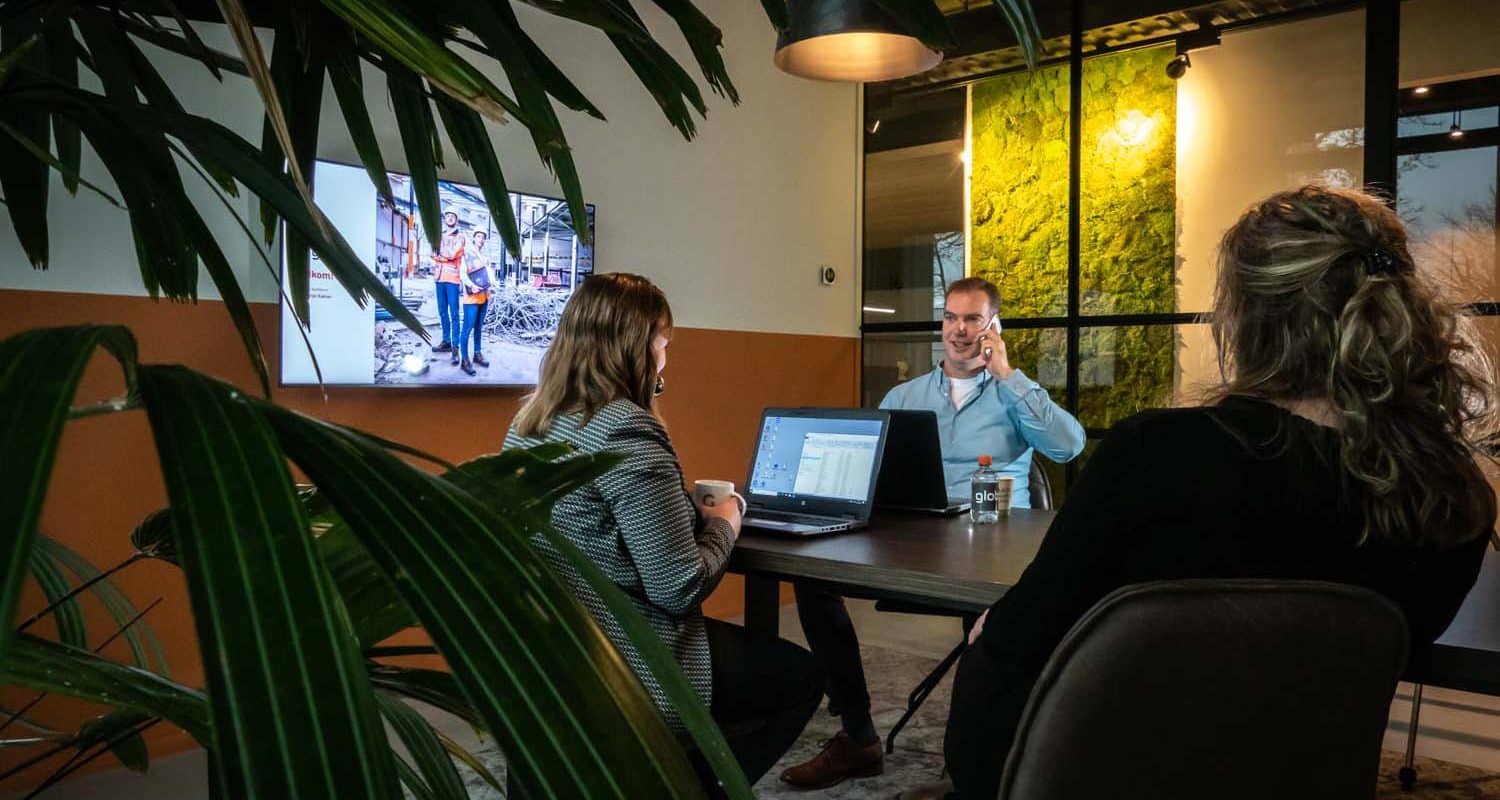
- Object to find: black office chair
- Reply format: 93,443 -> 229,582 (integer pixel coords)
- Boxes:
997,580 -> 1408,800
880,456 -> 1054,753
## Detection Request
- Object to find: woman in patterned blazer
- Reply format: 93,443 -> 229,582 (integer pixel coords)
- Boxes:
504,272 -> 823,791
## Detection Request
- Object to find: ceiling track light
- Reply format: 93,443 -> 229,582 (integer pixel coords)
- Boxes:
1165,15 -> 1220,80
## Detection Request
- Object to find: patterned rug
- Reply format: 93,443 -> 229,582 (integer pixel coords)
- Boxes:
751,646 -> 1500,799
469,644 -> 1500,798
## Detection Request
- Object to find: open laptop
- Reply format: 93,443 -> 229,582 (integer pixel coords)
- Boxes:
874,410 -> 970,515
742,408 -> 890,536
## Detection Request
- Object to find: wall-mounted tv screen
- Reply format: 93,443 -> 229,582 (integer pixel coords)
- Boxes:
279,159 -> 596,387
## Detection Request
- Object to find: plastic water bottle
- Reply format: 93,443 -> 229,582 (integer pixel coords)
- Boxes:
970,455 -> 1000,524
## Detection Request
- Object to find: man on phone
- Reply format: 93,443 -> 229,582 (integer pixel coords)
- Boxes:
780,276 -> 1085,789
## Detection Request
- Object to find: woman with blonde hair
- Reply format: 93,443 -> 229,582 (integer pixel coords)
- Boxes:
938,185 -> 1498,799
504,272 -> 822,791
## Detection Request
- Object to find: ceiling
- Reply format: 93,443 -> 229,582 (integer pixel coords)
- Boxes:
883,0 -> 1360,92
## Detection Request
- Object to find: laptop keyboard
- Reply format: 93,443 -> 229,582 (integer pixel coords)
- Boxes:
750,509 -> 838,523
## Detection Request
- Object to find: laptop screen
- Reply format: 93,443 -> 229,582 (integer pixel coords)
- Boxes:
748,414 -> 885,502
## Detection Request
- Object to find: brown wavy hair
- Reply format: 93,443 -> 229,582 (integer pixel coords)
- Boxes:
512,273 -> 672,437
1212,185 -> 1497,549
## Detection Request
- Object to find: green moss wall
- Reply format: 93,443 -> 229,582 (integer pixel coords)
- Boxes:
970,46 -> 1177,429
970,64 -> 1071,319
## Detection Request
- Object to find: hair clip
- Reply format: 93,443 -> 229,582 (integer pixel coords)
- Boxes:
1362,247 -> 1401,276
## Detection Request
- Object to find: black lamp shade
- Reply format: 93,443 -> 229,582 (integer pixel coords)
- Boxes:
774,0 -> 942,83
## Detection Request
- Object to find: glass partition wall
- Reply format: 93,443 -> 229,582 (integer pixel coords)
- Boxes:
862,1 -> 1499,501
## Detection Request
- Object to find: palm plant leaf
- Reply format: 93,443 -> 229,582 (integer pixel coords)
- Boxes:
0,22 -> 50,269
317,0 -> 524,123
991,0 -> 1043,68
257,404 -> 705,799
73,15 -> 202,300
314,515 -> 419,649
0,634 -> 211,746
40,14 -> 80,195
137,364 -> 399,800
376,693 -> 469,800
112,25 -> 239,198
436,729 -> 505,794
649,0 -> 739,103
449,452 -> 755,798
177,196 -> 274,397
113,16 -> 248,76
0,119 -> 122,208
366,664 -> 483,731
153,0 -> 223,79
0,325 -> 136,659
35,535 -> 169,677
76,709 -> 152,773
26,548 -> 88,650
433,94 -> 522,259
265,33 -> 327,328
604,15 -> 709,139
129,508 -> 178,565
326,40 -> 394,205
499,32 -> 605,121
386,64 -> 445,253
514,0 -> 653,37
216,0 -> 319,223
124,95 -> 422,334
461,2 -> 589,245
395,756 -> 438,800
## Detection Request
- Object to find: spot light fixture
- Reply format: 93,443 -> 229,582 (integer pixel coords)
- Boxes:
1413,85 -> 1431,95
1450,111 -> 1464,139
1165,15 -> 1220,81
774,0 -> 942,83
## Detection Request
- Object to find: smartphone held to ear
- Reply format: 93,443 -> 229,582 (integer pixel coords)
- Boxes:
983,315 -> 1002,359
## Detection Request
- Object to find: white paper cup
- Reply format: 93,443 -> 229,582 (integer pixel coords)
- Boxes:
995,476 -> 1014,517
693,479 -> 747,513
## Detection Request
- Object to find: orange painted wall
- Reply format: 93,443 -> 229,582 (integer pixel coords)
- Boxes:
0,289 -> 854,786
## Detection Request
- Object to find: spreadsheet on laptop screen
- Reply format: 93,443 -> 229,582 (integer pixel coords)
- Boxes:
748,416 -> 884,501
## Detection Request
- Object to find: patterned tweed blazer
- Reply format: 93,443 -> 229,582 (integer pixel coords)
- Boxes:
503,399 -> 735,729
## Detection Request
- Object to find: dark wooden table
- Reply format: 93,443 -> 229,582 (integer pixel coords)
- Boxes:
729,509 -> 1055,636
728,511 -> 1500,696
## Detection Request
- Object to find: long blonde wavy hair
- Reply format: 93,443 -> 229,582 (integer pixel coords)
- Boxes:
512,273 -> 672,438
1213,185 -> 1497,549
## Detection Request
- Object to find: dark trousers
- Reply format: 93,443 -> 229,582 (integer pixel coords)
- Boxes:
693,618 -> 823,791
792,583 -> 873,733
435,281 -> 461,344
460,300 -> 488,359
509,620 -> 821,800
943,640 -> 1022,799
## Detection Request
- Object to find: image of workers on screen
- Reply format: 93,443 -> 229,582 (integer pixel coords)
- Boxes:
278,160 -> 595,387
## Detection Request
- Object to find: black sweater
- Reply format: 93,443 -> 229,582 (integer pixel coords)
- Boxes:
946,395 -> 1489,798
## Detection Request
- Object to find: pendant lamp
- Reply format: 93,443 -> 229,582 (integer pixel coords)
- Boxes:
774,0 -> 943,83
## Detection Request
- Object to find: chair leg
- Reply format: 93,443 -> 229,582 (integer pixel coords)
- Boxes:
1400,683 -> 1423,792
886,638 -> 967,754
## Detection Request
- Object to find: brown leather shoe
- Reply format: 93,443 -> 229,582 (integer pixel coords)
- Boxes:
779,731 -> 884,789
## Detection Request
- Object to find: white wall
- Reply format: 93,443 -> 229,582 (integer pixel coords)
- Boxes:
1174,10 -> 1367,319
0,0 -> 862,339
1401,0 -> 1500,84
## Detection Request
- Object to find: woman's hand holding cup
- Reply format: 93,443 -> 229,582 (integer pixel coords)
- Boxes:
693,479 -> 745,539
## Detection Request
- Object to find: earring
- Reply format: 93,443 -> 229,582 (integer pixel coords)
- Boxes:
654,375 -> 666,397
